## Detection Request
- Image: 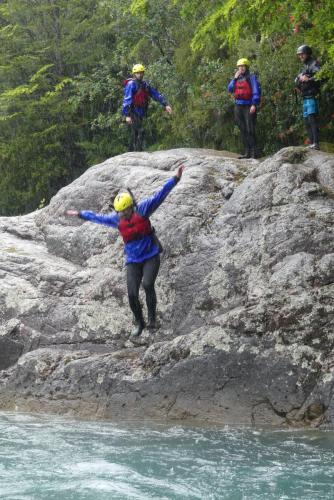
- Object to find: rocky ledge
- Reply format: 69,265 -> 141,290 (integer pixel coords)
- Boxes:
0,147 -> 333,427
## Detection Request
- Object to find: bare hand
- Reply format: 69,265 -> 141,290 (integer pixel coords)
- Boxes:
250,105 -> 256,114
165,105 -> 172,114
234,69 -> 241,79
300,75 -> 309,82
65,210 -> 79,217
176,164 -> 185,179
125,116 -> 133,125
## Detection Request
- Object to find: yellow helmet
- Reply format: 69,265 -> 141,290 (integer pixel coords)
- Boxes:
237,58 -> 250,67
114,192 -> 133,212
132,63 -> 145,74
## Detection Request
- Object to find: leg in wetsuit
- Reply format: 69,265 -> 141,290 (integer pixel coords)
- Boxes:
303,98 -> 320,148
126,254 -> 160,333
304,114 -> 319,148
235,105 -> 257,158
130,113 -> 145,152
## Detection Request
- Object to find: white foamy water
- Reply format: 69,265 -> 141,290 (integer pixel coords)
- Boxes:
0,412 -> 333,499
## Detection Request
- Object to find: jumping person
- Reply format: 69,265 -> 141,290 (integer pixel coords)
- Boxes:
228,58 -> 261,159
65,165 -> 184,338
122,64 -> 172,152
295,45 -> 321,150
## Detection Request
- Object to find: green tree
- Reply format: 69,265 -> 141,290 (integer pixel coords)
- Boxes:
0,0 -> 333,214
0,0 -> 114,214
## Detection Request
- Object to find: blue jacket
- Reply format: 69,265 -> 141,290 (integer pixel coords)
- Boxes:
228,72 -> 261,106
122,79 -> 168,118
79,176 -> 179,264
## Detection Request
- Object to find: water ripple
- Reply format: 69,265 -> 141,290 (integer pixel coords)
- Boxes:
0,413 -> 333,499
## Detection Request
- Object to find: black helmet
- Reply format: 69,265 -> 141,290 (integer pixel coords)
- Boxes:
296,45 -> 312,56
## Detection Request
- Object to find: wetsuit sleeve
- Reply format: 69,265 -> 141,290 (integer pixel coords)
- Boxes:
137,177 -> 179,218
148,85 -> 168,107
79,210 -> 119,228
122,81 -> 136,116
308,61 -> 321,80
250,75 -> 261,106
228,78 -> 236,93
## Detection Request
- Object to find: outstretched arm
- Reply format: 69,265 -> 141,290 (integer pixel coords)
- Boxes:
65,209 -> 119,228
137,165 -> 184,218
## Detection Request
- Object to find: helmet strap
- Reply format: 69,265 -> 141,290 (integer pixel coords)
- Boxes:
126,187 -> 137,208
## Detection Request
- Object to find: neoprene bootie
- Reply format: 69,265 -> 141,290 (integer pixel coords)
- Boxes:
147,314 -> 157,330
131,319 -> 145,337
238,150 -> 251,159
250,149 -> 257,159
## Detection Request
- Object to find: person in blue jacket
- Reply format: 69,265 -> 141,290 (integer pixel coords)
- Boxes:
65,165 -> 184,338
122,63 -> 172,152
228,58 -> 261,159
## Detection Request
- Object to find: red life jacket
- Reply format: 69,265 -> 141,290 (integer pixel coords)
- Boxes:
234,78 -> 252,100
118,212 -> 152,243
124,78 -> 150,108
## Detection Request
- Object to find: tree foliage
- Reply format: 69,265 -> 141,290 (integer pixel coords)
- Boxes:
0,0 -> 332,214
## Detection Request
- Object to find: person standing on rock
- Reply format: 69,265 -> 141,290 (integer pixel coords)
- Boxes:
122,64 -> 172,152
65,165 -> 184,338
228,58 -> 261,159
295,45 -> 321,150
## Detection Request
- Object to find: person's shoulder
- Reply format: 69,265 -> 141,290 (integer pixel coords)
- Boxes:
142,79 -> 153,88
125,78 -> 137,88
252,72 -> 261,82
310,58 -> 321,69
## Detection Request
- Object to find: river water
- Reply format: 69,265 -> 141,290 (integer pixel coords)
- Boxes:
0,412 -> 333,499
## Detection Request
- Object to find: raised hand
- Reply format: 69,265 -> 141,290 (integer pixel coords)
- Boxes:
176,164 -> 185,179
65,210 -> 79,217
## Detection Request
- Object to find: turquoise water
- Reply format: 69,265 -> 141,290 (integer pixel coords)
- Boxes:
0,413 -> 333,499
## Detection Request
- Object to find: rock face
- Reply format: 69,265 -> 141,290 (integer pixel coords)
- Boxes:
0,147 -> 333,427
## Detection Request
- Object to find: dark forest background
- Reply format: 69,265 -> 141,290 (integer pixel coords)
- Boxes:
0,0 -> 333,214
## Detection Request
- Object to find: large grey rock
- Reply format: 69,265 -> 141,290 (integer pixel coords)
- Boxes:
0,147 -> 333,427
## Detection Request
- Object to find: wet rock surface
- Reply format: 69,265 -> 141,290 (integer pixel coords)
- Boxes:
0,147 -> 333,427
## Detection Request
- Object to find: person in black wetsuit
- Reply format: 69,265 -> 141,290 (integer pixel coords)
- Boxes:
295,45 -> 321,150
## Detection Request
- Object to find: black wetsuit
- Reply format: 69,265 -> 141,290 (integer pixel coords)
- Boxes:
295,58 -> 321,147
126,254 -> 160,325
130,113 -> 145,152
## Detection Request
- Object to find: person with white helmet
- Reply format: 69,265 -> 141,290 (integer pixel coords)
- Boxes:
228,58 -> 261,159
295,45 -> 321,150
65,165 -> 184,338
122,63 -> 172,152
